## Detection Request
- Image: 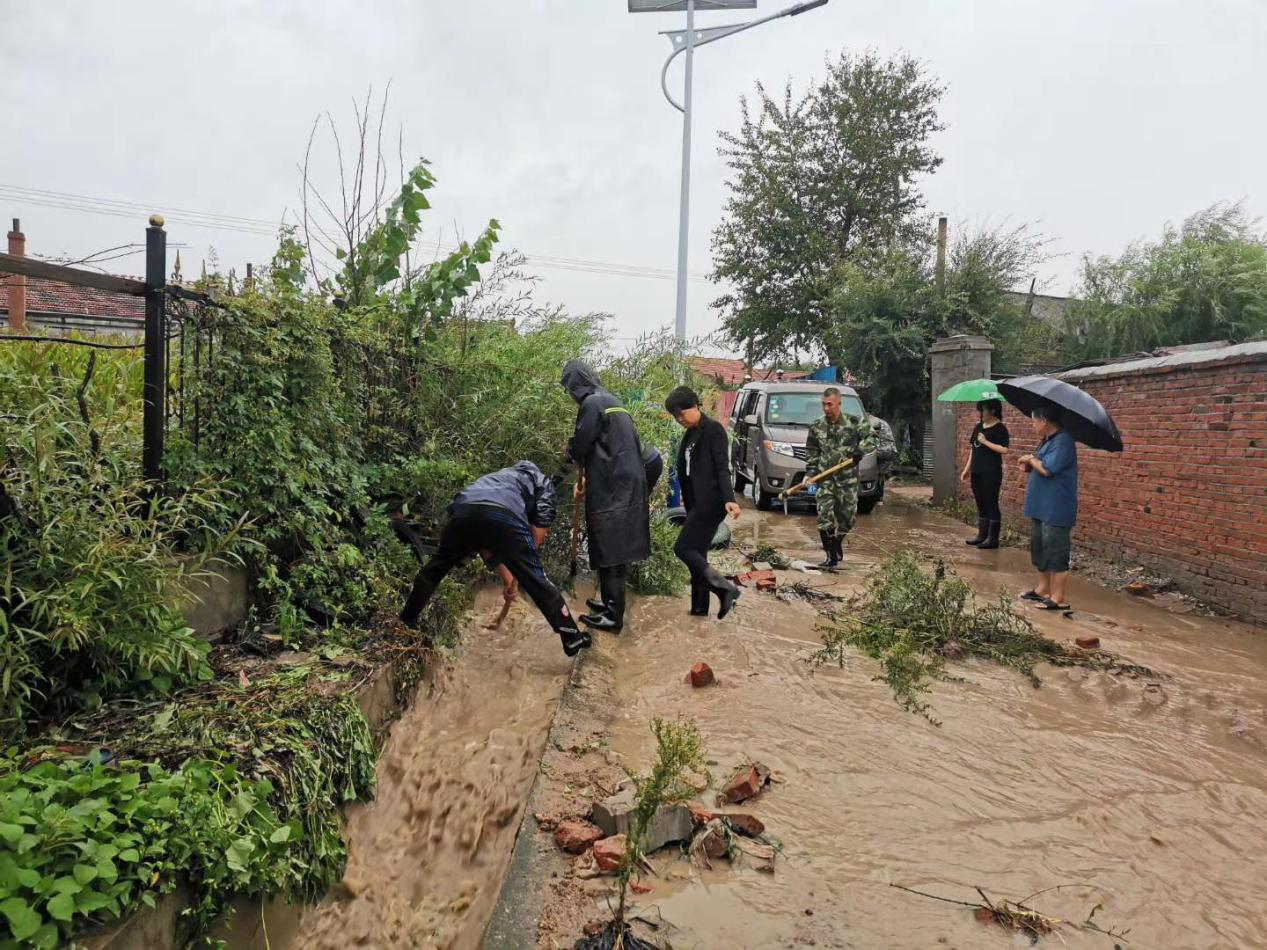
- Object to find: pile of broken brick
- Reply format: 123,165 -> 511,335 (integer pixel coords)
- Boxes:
547,760 -> 779,880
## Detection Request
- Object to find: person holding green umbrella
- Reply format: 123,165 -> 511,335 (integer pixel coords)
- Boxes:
938,379 -> 1010,548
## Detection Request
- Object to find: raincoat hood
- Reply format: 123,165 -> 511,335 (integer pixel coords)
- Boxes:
561,359 -> 603,403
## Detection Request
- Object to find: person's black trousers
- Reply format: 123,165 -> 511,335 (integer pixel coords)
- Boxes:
673,505 -> 723,581
970,471 -> 1002,522
597,564 -> 628,625
401,503 -> 575,635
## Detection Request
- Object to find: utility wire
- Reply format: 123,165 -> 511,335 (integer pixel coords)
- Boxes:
1,182 -> 714,282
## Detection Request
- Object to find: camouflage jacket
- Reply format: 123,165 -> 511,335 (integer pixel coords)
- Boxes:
805,414 -> 877,480
869,415 -> 898,464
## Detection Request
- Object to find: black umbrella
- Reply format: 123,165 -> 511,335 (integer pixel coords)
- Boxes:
997,375 -> 1124,452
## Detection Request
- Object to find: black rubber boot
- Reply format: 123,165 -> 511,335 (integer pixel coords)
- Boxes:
965,518 -> 988,546
689,583 -> 710,616
816,531 -> 840,570
833,535 -> 845,564
558,625 -> 592,657
704,567 -> 741,620
581,612 -> 622,633
978,520 -> 1001,550
585,597 -> 608,614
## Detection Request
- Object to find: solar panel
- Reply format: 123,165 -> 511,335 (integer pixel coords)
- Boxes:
628,1 -> 757,11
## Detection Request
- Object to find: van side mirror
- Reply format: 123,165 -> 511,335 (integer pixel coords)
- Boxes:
743,414 -> 758,427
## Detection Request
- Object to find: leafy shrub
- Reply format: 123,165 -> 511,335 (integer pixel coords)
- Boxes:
0,345 -> 244,740
0,670 -> 379,946
630,517 -> 689,596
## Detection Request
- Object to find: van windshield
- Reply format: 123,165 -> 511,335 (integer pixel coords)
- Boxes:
765,391 -> 864,426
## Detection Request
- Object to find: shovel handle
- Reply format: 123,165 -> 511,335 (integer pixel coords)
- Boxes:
780,458 -> 856,500
569,473 -> 585,577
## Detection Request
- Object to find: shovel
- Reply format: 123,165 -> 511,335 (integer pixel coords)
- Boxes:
780,458 -> 856,515
569,474 -> 586,577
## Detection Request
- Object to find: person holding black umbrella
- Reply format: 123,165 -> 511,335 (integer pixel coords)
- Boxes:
1017,405 -> 1078,611
959,398 -> 1010,548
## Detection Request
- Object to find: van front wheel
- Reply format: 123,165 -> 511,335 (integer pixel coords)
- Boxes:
755,480 -> 775,511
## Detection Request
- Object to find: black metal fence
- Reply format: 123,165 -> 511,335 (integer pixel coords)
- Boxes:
0,215 -> 222,481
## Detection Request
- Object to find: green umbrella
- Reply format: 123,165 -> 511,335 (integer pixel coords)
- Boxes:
937,378 -> 1003,402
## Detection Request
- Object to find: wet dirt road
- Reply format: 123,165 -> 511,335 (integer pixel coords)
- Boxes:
293,589 -> 575,950
537,490 -> 1267,949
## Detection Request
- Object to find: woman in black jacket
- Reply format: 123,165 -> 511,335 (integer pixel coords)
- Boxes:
665,386 -> 742,618
958,398 -> 1010,549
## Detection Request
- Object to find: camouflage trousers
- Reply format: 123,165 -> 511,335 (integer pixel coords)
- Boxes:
816,476 -> 859,539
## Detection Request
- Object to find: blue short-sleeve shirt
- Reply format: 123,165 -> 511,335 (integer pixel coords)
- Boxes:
1023,430 -> 1078,527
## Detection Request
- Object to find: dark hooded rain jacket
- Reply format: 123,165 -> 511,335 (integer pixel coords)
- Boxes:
562,360 -> 651,569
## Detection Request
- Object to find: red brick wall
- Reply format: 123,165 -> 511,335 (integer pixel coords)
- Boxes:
953,350 -> 1267,620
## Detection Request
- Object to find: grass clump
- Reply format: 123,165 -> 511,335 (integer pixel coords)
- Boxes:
810,552 -> 1097,723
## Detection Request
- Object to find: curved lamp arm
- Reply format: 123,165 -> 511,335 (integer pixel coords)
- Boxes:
658,0 -> 829,113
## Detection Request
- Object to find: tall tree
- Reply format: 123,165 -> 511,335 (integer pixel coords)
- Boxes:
1063,202 -> 1267,360
711,51 -> 945,363
823,223 -> 1050,430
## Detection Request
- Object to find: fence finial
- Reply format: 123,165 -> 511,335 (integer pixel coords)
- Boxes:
149,214 -> 165,229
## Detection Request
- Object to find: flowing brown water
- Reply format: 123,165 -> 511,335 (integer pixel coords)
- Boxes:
292,590 -> 574,950
590,495 -> 1267,949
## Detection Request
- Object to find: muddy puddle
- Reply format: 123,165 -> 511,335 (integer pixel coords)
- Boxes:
545,491 -> 1267,949
282,589 -> 575,949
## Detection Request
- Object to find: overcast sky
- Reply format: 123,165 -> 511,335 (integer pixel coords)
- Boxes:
3,0 -> 1264,350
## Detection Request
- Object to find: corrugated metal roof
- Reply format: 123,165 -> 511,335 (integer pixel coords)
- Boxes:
1059,340 -> 1267,381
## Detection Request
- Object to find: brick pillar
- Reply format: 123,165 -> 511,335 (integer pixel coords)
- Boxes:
930,334 -> 993,503
5,219 -> 26,331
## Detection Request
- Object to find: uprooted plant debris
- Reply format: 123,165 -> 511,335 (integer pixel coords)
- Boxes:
892,882 -> 1131,946
809,552 -> 1156,723
748,543 -> 792,570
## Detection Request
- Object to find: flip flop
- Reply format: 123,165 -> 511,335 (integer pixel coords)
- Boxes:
1020,590 -> 1045,602
1038,597 -> 1072,611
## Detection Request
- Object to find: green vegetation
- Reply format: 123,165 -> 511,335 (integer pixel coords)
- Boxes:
0,342 -> 249,740
810,553 -> 1148,724
1061,201 -> 1267,360
1,143 -> 695,944
0,662 -> 377,948
708,50 -> 1059,431
711,51 -> 945,363
618,719 -> 707,930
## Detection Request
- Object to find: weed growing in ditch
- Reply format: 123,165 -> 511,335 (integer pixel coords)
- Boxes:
809,552 -> 1141,723
576,718 -> 706,950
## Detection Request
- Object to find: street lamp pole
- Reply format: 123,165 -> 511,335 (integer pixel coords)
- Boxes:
673,0 -> 696,343
632,0 -> 831,342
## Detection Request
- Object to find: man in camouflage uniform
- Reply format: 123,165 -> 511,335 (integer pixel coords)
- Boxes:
805,388 -> 877,569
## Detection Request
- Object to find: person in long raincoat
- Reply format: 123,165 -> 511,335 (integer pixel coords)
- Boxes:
562,359 -> 651,634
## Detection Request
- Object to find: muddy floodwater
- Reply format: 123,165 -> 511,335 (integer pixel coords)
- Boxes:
293,590 -> 574,949
587,492 -> 1267,949
258,489 -> 1266,949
